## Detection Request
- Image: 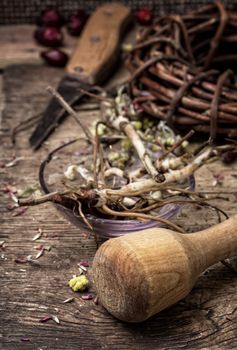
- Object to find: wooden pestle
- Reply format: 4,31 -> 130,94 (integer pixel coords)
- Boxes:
92,215 -> 237,322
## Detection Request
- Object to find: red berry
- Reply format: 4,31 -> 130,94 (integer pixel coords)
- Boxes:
67,10 -> 88,36
41,49 -> 68,67
221,151 -> 237,164
136,8 -> 154,25
34,27 -> 63,47
37,7 -> 63,27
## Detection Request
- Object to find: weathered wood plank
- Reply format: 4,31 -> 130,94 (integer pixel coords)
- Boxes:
0,63 -> 237,350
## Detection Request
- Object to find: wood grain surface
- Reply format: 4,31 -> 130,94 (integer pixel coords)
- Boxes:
0,53 -> 237,350
0,25 -> 77,69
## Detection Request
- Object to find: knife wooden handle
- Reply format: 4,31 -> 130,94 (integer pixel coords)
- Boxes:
66,3 -> 131,84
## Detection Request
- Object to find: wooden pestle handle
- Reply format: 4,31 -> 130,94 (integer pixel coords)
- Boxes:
66,3 -> 131,84
92,215 -> 237,322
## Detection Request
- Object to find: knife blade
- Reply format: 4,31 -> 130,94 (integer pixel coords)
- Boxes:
29,3 -> 131,150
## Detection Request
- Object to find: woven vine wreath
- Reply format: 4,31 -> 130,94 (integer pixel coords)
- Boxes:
126,0 -> 237,140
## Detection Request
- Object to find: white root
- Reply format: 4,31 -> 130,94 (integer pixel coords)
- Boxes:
155,153 -> 192,172
76,166 -> 94,184
102,147 -> 212,199
104,167 -> 124,178
101,99 -> 164,182
111,114 -> 164,181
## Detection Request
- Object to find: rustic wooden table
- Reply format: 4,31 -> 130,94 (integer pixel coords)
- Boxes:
0,26 -> 237,350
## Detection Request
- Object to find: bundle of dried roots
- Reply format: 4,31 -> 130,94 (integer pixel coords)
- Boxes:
125,0 -> 237,140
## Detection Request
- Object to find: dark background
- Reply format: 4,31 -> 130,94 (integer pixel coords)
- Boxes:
0,0 -> 236,25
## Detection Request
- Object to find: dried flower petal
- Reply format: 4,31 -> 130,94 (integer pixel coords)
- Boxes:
44,245 -> 52,251
77,267 -> 83,275
212,173 -> 224,186
20,336 -> 30,342
62,297 -> 74,303
34,244 -> 44,251
39,315 -> 52,323
51,315 -> 60,324
32,229 -> 43,241
9,192 -> 18,203
81,294 -> 93,300
233,193 -> 237,203
5,157 -> 24,168
12,207 -> 28,217
35,249 -> 44,259
0,241 -> 5,247
6,203 -> 18,211
1,185 -> 17,194
14,257 -> 28,264
79,261 -> 90,267
93,296 -> 99,305
77,263 -> 87,272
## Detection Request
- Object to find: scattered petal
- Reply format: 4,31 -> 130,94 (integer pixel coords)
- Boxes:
32,229 -> 43,241
51,315 -> 60,324
212,173 -> 224,186
233,193 -> 237,202
5,156 -> 24,168
77,263 -> 87,272
79,261 -> 89,267
35,249 -> 44,259
9,192 -> 19,203
0,241 -> 5,247
1,185 -> 17,194
44,245 -> 52,251
34,244 -> 44,251
62,297 -> 74,304
21,336 -> 30,342
6,203 -> 18,211
81,294 -> 93,300
12,207 -> 28,217
14,257 -> 28,264
39,315 -> 52,323
93,296 -> 99,305
77,267 -> 83,275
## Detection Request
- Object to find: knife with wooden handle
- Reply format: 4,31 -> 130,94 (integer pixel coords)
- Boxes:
29,3 -> 131,150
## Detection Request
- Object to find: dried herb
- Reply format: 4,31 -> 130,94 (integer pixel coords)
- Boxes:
69,275 -> 89,292
18,86 -> 231,236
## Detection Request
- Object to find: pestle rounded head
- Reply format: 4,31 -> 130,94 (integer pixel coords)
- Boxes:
92,228 -> 202,322
92,216 -> 237,322
92,236 -> 151,322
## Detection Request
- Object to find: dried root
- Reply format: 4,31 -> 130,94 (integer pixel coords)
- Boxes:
18,85 -> 231,235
